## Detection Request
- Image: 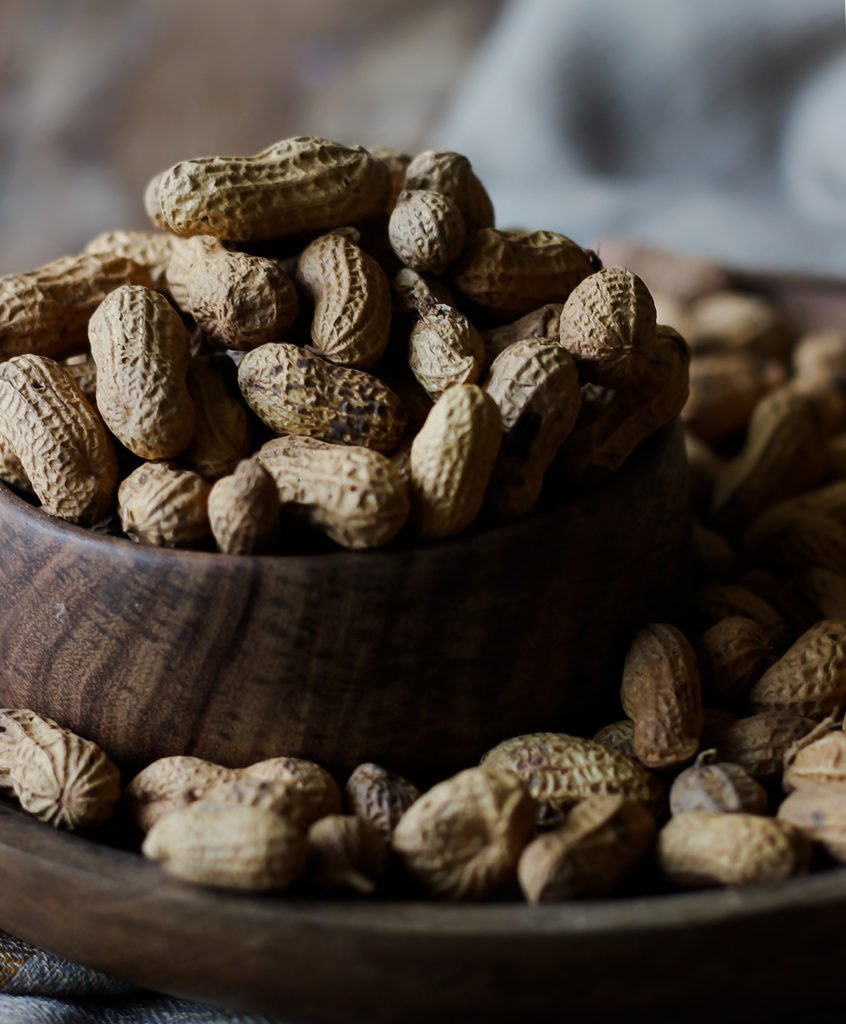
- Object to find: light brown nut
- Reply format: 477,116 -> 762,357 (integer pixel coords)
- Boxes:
84,229 -> 173,293
749,620 -> 846,719
0,433 -> 30,493
208,460 -> 279,555
240,756 -> 341,825
480,732 -> 664,823
63,356 -> 98,404
682,352 -> 787,444
778,786 -> 846,860
669,750 -> 768,815
783,730 -> 846,792
307,814 -> 388,893
692,522 -> 735,581
118,462 -> 211,548
197,776 -> 320,832
484,339 -> 581,523
89,285 -> 195,460
793,329 -> 846,383
712,712 -> 818,780
297,232 -> 391,369
183,353 -> 252,482
238,343 -> 405,452
392,767 -> 534,900
0,710 -> 120,830
408,301 -> 484,401
621,624 -> 703,770
391,267 -> 456,316
696,584 -> 788,650
517,796 -> 655,903
0,252 -> 151,359
592,720 -> 637,759
451,229 -> 596,318
344,763 -> 420,843
482,303 -> 563,366
369,147 -> 410,210
142,803 -> 308,891
403,150 -> 494,233
149,136 -> 390,240
657,812 -> 808,887
687,291 -> 791,358
558,268 -> 657,387
711,387 -> 827,536
388,190 -> 466,274
125,756 -> 236,832
256,435 -> 409,549
409,384 -> 501,539
0,356 -> 118,525
696,617 -> 773,705
166,236 -> 297,350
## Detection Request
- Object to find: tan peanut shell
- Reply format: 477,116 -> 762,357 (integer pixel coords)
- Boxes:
388,190 -> 466,273
184,353 -> 252,481
558,268 -> 657,388
392,768 -> 535,900
407,300 -> 484,400
484,338 -> 581,523
0,252 -> 151,359
696,617 -> 773,704
657,812 -> 807,887
778,786 -> 846,861
783,730 -> 846,792
238,343 -> 405,451
118,462 -> 211,548
669,750 -> 768,815
409,384 -> 501,538
621,624 -> 703,770
297,232 -> 391,369
208,460 -> 279,555
0,356 -> 118,525
85,229 -> 173,293
125,756 -> 236,832
197,777 -> 321,832
517,796 -> 655,903
256,435 -> 409,549
142,803 -> 308,891
687,291 -> 790,358
149,136 -> 390,240
403,150 -> 494,233
592,720 -> 637,759
712,711 -> 817,780
63,356 -> 98,404
480,732 -> 663,823
391,267 -> 456,316
451,229 -> 596,318
89,285 -> 195,459
482,303 -> 564,365
166,236 -> 297,350
344,762 -> 421,842
749,620 -> 846,719
307,814 -> 388,893
240,757 -> 342,824
682,352 -> 787,444
0,710 -> 120,830
696,584 -> 788,649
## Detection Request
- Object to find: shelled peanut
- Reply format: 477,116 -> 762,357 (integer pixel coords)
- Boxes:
0,135 -> 688,553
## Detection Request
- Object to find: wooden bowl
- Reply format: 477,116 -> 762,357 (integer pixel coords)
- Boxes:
0,423 -> 689,778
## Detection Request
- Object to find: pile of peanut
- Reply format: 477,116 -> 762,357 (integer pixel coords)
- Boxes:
0,136 -> 688,552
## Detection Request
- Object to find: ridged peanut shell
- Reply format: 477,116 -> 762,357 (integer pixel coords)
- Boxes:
783,731 -> 846,792
238,343 -> 405,451
208,460 -> 279,555
592,720 -> 637,759
89,285 -> 195,459
669,751 -> 768,815
750,620 -> 846,719
778,786 -> 846,861
63,356 -> 98,404
150,136 -> 390,240
392,768 -> 535,900
118,462 -> 211,547
403,150 -> 494,233
408,301 -> 484,400
256,435 -> 409,549
0,433 -> 29,493
184,354 -> 252,481
240,756 -> 341,824
696,584 -> 788,649
0,355 -> 118,525
621,624 -> 703,770
344,763 -> 420,843
712,712 -> 817,780
142,803 -> 308,891
480,732 -> 663,823
297,232 -> 391,369
409,384 -> 501,539
697,617 -> 773,704
308,814 -> 388,893
85,229 -> 173,292
125,756 -> 236,832
388,190 -> 466,273
658,812 -> 807,887
518,796 -> 655,903
482,303 -> 563,365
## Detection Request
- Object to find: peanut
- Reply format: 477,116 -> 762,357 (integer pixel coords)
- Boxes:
682,352 -> 787,444
125,756 -> 236,832
783,730 -> 846,792
240,757 -> 341,824
592,720 -> 637,759
344,762 -> 420,843
696,617 -> 773,705
687,291 -> 791,358
118,462 -> 211,548
481,303 -> 563,366
778,786 -> 846,861
793,328 -> 846,383
712,711 -> 817,780
391,267 -> 456,316
403,150 -> 494,233
750,620 -> 846,719
388,190 -> 466,273
85,229 -> 173,293
407,300 -> 484,400
669,750 -> 767,815
184,353 -> 252,482
208,459 -> 279,555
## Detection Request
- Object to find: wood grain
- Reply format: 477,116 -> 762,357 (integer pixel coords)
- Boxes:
0,423 -> 688,782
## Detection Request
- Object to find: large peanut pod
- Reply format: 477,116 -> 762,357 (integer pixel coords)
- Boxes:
0,356 -> 118,525
388,190 -> 466,273
404,150 -> 494,232
749,620 -> 846,719
166,236 -> 297,350
621,624 -> 703,770
89,285 -> 195,459
0,252 -> 151,359
409,384 -> 501,539
484,339 -> 581,523
185,354 -> 252,482
238,343 -> 405,452
559,268 -> 657,387
450,229 -> 597,318
84,229 -> 173,293
407,301 -> 484,400
297,233 -> 391,369
256,435 -> 409,549
149,136 -> 390,241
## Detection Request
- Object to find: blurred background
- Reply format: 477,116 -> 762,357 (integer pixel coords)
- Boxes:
1,0 -> 844,275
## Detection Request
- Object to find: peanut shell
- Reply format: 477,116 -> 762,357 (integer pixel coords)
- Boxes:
307,814 -> 388,893
344,762 -> 420,843
669,750 -> 768,815
407,301 -> 484,400
712,711 -> 817,780
184,353 -> 252,481
208,460 -> 279,555
388,190 -> 466,274
697,617 -> 773,704
85,229 -> 173,293
118,462 -> 211,548
778,786 -> 846,861
783,730 -> 846,792
750,620 -> 846,719
403,150 -> 494,233
125,756 -> 236,832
